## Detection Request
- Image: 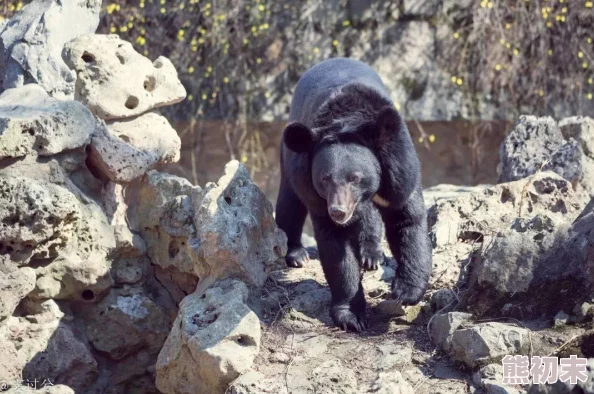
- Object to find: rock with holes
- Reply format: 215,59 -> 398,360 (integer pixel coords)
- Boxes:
156,279 -> 261,394
449,322 -> 530,368
0,0 -> 101,99
462,198 -> 594,318
107,112 -> 181,164
62,34 -> 186,120
136,170 -> 200,276
0,85 -> 97,159
0,174 -> 83,266
499,115 -> 594,202
429,171 -> 581,248
82,290 -> 171,360
193,160 -> 287,287
0,314 -> 98,391
86,123 -> 164,183
0,263 -> 36,321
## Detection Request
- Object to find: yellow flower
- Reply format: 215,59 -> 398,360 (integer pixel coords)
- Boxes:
135,36 -> 146,46
451,75 -> 457,83
505,23 -> 512,29
106,3 -> 118,14
487,1 -> 493,8
332,40 -> 339,47
265,91 -> 271,98
453,32 -> 460,39
579,51 -> 584,58
428,134 -> 436,143
418,137 -> 424,143
562,7 -> 567,13
160,7 -> 166,13
584,62 -> 589,69
243,38 -> 249,45
506,43 -> 511,49
313,47 -> 320,54
188,94 -> 194,101
495,64 -> 502,71
207,66 -> 213,73
223,77 -> 230,84
241,155 -> 248,163
119,26 -> 128,32
202,94 -> 207,100
588,37 -> 593,44
589,78 -> 593,84
258,4 -> 265,11
500,38 -> 506,45
548,49 -> 553,56
188,66 -> 195,73
589,93 -> 593,100
256,58 -> 262,64
342,20 -> 351,27
110,26 -> 117,33
456,78 -> 463,85
513,48 -> 519,56
395,102 -> 401,111
587,1 -> 593,8
546,21 -> 553,28
16,1 -> 23,10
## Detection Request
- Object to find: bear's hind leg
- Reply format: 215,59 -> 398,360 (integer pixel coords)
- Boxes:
313,218 -> 367,332
275,177 -> 309,268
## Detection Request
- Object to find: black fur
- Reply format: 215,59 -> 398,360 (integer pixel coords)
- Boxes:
275,58 -> 432,331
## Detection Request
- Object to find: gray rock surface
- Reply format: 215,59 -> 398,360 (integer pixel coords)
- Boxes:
0,85 -> 96,159
156,280 -> 261,394
0,0 -> 101,98
63,34 -> 186,120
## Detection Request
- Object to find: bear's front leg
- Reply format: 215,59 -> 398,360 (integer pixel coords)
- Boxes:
380,188 -> 432,305
356,203 -> 384,271
313,217 -> 367,332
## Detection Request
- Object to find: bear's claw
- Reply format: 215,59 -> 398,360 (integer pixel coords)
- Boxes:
285,246 -> 309,268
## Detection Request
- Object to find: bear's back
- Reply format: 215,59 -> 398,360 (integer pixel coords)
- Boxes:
289,58 -> 390,126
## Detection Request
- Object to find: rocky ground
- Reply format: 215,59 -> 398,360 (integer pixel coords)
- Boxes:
0,1 -> 594,394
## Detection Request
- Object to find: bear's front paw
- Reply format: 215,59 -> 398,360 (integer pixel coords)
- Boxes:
359,244 -> 383,271
331,304 -> 368,332
285,246 -> 309,268
391,278 -> 426,305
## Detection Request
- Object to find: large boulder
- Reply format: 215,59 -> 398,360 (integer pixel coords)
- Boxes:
82,290 -> 171,360
63,34 -> 186,120
0,0 -> 101,99
193,160 -> 287,287
156,280 -> 261,394
499,115 -> 594,201
0,85 -> 97,160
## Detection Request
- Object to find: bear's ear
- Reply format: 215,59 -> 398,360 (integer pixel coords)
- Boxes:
376,105 -> 402,139
283,122 -> 317,153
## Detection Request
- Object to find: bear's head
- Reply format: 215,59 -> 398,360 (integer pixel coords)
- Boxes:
282,106 -> 405,225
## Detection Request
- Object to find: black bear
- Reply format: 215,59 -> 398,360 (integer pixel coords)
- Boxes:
275,58 -> 432,332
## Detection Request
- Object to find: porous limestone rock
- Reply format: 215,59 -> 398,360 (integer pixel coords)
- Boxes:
83,290 -> 171,360
156,280 -> 261,394
0,175 -> 83,265
193,160 -> 287,287
63,34 -> 186,120
499,115 -> 594,200
86,123 -> 167,183
0,314 -> 98,392
107,112 -> 181,164
0,264 -> 36,321
0,0 -> 102,99
449,322 -> 530,368
0,85 -> 96,159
